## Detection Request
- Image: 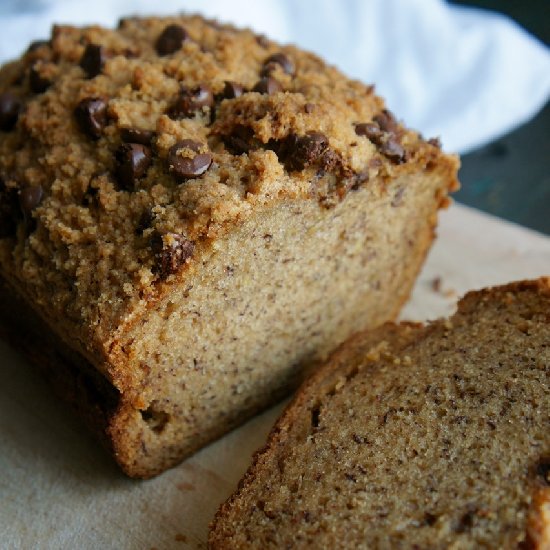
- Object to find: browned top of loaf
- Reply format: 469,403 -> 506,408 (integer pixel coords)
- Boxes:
0,15 -> 458,355
209,278 -> 550,549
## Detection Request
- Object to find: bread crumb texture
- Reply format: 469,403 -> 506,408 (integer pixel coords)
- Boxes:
209,279 -> 550,549
0,15 -> 457,350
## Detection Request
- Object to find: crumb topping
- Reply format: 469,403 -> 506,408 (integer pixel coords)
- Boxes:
0,15 -> 455,345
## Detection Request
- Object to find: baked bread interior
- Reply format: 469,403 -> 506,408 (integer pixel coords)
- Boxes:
210,279 -> 550,548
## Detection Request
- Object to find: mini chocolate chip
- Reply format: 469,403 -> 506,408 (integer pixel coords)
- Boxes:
155,24 -> 188,56
19,185 -> 43,221
261,53 -> 294,76
428,136 -> 442,148
319,148 -> 341,173
304,103 -> 315,114
380,139 -> 406,164
115,143 -> 152,190
221,81 -> 244,100
151,232 -> 194,279
346,169 -> 369,191
536,461 -> 550,485
168,141 -> 212,180
79,44 -> 106,78
0,93 -> 21,132
29,64 -> 51,93
281,132 -> 329,171
222,125 -> 258,155
168,85 -> 214,119
74,97 -> 107,139
173,139 -> 203,153
354,122 -> 383,142
120,127 -> 155,145
252,77 -> 282,95
373,109 -> 398,133
136,208 -> 154,234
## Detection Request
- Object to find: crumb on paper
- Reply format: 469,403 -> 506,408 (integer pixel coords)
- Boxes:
431,276 -> 442,292
430,276 -> 457,299
444,288 -> 457,299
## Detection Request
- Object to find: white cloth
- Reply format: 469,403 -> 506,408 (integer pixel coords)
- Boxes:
0,0 -> 548,153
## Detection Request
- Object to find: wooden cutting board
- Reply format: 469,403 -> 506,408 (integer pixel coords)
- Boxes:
1,203 -> 549,549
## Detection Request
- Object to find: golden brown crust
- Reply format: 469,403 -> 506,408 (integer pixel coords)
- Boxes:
0,15 -> 458,360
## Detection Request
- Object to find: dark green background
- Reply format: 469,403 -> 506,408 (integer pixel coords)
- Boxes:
450,0 -> 549,234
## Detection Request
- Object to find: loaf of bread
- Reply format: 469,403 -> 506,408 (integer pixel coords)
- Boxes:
209,279 -> 550,548
0,15 -> 458,477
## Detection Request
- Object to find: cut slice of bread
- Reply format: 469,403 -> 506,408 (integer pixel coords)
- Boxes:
209,279 -> 550,549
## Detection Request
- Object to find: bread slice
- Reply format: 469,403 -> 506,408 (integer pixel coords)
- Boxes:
0,16 -> 457,477
209,279 -> 550,548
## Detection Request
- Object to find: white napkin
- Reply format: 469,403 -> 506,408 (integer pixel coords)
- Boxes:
0,0 -> 549,154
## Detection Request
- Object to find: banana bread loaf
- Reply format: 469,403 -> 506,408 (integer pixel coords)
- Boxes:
210,279 -> 550,548
0,15 -> 458,477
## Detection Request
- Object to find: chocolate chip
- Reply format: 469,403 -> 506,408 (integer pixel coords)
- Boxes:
168,141 -> 212,180
261,53 -> 294,76
115,143 -> 152,190
304,103 -> 315,114
221,81 -> 244,100
222,125 -> 258,155
74,97 -> 107,139
155,24 -> 188,56
79,44 -> 106,78
120,127 -> 155,145
18,185 -> 43,229
177,139 -> 203,153
427,137 -> 442,148
168,85 -> 214,119
0,93 -> 21,132
151,232 -> 194,279
355,120 -> 406,164
380,139 -> 406,164
536,461 -> 550,485
252,77 -> 282,95
374,109 -> 399,133
355,122 -> 382,142
29,64 -> 51,93
280,132 -> 329,171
